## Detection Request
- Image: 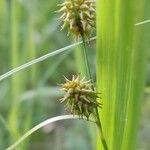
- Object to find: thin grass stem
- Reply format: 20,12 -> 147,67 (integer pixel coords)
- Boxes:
81,38 -> 93,82
6,115 -> 95,150
95,109 -> 108,150
135,19 -> 150,26
0,37 -> 96,82
81,35 -> 108,150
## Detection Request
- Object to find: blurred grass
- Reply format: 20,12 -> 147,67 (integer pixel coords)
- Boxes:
0,0 -> 96,149
21,9 -> 36,150
8,0 -> 21,143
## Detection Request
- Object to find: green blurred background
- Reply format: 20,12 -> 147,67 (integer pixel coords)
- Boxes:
0,0 -> 149,150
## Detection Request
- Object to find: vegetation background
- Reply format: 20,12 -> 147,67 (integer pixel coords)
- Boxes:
0,0 -> 149,150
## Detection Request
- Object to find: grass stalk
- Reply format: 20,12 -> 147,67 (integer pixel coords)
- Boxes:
20,13 -> 36,150
6,115 -> 95,150
0,37 -> 96,82
0,0 -> 7,71
135,19 -> 150,26
81,41 -> 93,81
8,0 -> 21,142
81,36 -> 108,150
74,46 -> 86,77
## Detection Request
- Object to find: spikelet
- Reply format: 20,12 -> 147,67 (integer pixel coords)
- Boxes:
57,0 -> 95,38
60,75 -> 101,120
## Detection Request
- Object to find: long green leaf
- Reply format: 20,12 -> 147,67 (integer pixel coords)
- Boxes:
96,0 -> 150,150
0,37 -> 96,82
8,0 -> 21,142
6,115 -> 95,150
135,19 -> 150,26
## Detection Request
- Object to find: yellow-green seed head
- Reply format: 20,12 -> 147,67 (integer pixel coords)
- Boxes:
57,0 -> 95,38
60,75 -> 101,120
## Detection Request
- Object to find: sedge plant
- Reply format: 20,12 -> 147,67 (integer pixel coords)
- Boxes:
6,0 -> 108,149
1,0 -> 150,149
57,0 -> 108,149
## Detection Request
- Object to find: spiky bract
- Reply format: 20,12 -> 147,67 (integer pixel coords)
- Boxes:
60,75 -> 101,119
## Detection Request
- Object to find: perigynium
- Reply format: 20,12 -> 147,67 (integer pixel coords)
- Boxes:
60,75 -> 101,120
57,0 -> 95,39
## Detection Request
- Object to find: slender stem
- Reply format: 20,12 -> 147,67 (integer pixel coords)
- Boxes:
81,37 -> 93,82
70,1 -> 108,149
0,37 -> 96,82
6,115 -> 95,150
96,108 -> 108,150
135,19 -> 150,26
71,0 -> 92,82
81,34 -> 108,150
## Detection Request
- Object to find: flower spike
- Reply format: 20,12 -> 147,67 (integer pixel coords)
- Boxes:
60,75 -> 101,120
57,0 -> 96,39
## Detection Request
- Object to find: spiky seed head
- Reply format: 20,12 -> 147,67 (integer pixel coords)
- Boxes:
60,75 -> 101,120
57,0 -> 95,39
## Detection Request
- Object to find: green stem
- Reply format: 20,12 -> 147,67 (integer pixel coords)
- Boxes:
81,37 -> 93,82
70,0 -> 108,148
95,108 -> 108,150
81,35 -> 108,150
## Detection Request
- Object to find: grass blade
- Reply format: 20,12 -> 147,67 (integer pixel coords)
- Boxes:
0,37 -> 96,82
8,0 -> 21,143
135,19 -> 150,26
6,115 -> 94,150
96,0 -> 150,150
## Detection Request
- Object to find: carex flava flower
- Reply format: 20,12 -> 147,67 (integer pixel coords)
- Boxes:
60,75 -> 101,120
57,0 -> 95,38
